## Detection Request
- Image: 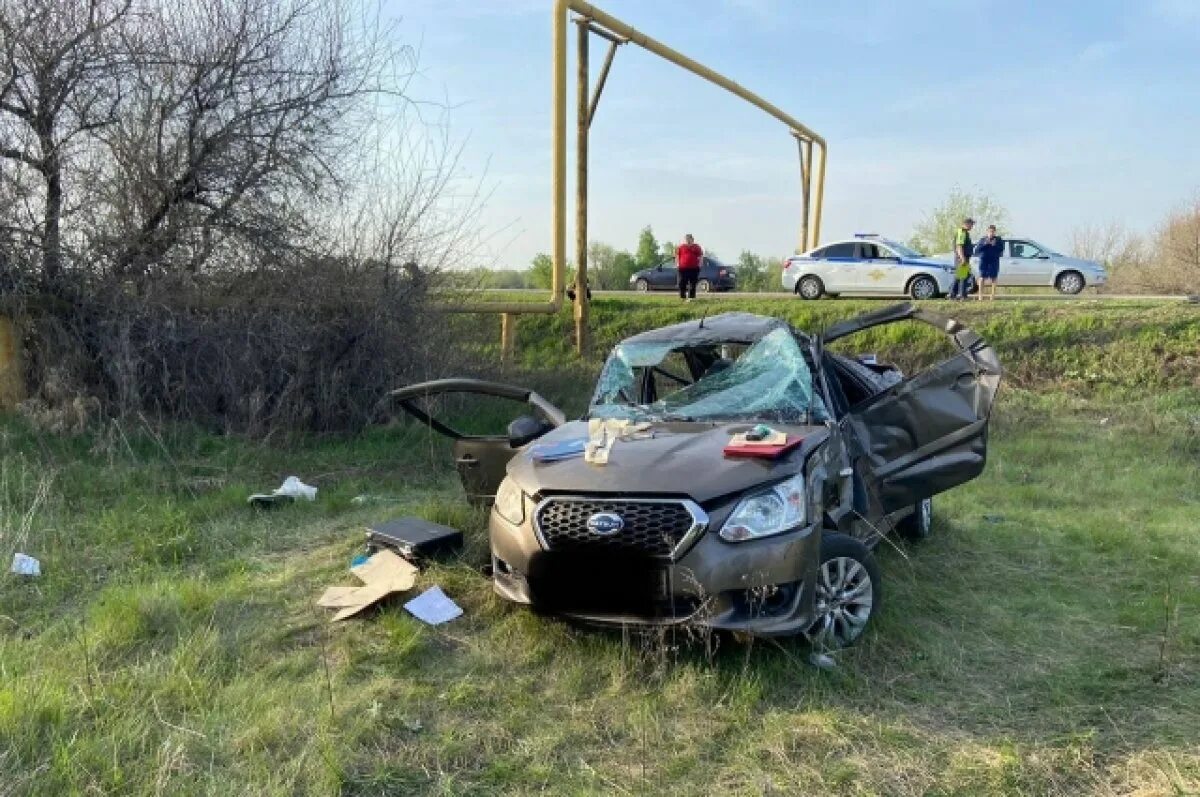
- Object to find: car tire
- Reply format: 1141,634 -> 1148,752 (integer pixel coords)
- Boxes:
634,279 -> 649,292
806,533 -> 881,649
697,279 -> 712,293
896,497 -> 932,541
797,275 -> 824,300
908,274 -> 939,300
1055,270 -> 1085,295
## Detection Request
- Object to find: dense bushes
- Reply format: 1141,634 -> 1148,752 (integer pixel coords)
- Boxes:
12,268 -> 478,434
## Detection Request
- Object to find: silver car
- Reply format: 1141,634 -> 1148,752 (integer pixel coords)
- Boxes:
782,235 -> 955,300
937,238 -> 1107,294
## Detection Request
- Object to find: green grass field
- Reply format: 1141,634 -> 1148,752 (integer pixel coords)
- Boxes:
2,299 -> 1199,795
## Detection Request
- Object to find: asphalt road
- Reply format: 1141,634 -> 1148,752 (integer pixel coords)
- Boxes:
524,289 -> 1193,302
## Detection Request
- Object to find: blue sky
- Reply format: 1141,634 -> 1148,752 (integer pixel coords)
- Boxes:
389,0 -> 1200,268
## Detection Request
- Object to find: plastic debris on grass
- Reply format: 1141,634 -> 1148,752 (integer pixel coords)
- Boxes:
248,475 -> 318,508
9,553 -> 40,576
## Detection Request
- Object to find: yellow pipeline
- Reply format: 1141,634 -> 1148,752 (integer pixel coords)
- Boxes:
452,0 -> 827,315
566,0 -> 826,251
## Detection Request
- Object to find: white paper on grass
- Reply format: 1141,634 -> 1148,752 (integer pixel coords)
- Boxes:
10,553 -> 41,576
404,586 -> 463,625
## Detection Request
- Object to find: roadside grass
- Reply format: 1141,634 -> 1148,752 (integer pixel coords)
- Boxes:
2,383 -> 1198,795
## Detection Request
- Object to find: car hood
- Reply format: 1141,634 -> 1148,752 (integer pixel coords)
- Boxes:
507,420 -> 828,504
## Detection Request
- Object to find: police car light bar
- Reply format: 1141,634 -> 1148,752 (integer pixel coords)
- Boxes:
853,232 -> 881,239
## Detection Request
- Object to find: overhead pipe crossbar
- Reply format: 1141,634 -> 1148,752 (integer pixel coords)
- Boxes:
451,0 -> 827,360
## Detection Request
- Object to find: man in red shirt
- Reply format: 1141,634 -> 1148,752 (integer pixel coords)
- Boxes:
676,234 -> 703,300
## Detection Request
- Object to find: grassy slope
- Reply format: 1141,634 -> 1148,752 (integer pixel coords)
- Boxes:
2,300 -> 1199,796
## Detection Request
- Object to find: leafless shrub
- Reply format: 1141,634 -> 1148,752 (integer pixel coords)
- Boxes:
1154,195 -> 1200,295
1,0 -> 491,432
1070,198 -> 1200,295
1068,220 -> 1148,293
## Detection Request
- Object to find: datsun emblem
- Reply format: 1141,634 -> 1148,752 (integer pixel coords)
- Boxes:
586,512 -> 625,536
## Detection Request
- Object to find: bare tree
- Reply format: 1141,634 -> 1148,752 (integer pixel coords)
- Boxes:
99,0 -> 414,279
1069,220 -> 1148,293
0,0 -> 131,284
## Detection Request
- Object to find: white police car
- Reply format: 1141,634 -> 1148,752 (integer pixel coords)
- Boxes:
782,234 -> 955,300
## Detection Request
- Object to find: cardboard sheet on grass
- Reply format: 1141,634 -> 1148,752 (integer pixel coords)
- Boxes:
319,549 -> 418,621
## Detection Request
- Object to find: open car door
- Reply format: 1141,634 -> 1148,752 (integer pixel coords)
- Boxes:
822,304 -> 1002,512
390,379 -> 565,505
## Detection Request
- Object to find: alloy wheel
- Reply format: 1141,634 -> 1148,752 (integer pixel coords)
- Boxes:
910,276 -> 937,300
810,556 -> 874,648
1056,272 -> 1084,294
798,277 -> 822,299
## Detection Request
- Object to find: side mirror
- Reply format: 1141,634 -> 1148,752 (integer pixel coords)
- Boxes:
507,415 -> 552,448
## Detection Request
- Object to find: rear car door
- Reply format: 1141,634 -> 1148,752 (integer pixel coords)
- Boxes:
1005,240 -> 1048,285
390,379 -> 566,504
820,241 -> 861,291
822,304 -> 1002,512
650,259 -> 676,289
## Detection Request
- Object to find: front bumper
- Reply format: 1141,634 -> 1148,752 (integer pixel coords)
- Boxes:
489,505 -> 821,636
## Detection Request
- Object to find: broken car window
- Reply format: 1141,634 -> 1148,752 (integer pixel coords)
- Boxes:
590,327 -> 830,423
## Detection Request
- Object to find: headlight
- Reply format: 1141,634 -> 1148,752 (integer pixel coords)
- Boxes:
719,473 -> 807,542
494,477 -> 525,525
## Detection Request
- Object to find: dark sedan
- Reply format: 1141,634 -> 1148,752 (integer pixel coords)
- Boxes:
630,256 -> 737,293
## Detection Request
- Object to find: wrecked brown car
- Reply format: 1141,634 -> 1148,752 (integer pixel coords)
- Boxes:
393,304 -> 1001,646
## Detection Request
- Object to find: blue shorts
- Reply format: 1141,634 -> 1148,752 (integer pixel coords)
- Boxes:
979,263 -> 1000,280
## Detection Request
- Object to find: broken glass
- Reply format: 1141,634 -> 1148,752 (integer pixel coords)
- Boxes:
591,327 -> 829,423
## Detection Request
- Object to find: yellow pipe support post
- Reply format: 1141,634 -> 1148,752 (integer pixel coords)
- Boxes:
0,315 -> 26,411
452,0 -> 827,359
812,141 -> 827,251
587,37 -> 622,126
574,17 -> 590,356
500,313 -> 517,363
797,135 -> 811,255
565,0 -> 828,248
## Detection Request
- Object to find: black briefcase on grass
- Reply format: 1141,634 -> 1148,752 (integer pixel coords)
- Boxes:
365,516 -> 463,562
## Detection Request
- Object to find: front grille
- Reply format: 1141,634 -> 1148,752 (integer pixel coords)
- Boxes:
534,498 -> 703,559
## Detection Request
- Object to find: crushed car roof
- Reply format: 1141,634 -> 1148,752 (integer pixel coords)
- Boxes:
617,312 -> 799,348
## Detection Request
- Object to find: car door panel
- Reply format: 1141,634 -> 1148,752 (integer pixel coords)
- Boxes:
823,303 -> 1001,512
856,243 -> 893,293
390,379 -> 565,504
1005,240 -> 1047,286
652,263 -> 675,289
820,242 -> 860,291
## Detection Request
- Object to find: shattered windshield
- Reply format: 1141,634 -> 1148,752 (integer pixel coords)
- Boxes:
590,327 -> 830,423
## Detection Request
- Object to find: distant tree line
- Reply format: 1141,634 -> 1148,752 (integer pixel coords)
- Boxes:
459,225 -> 786,292
459,185 -> 1199,296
